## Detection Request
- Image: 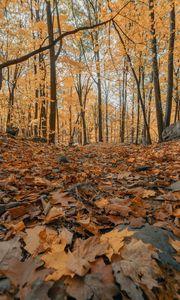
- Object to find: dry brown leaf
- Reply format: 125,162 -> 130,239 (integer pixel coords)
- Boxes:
44,206 -> 64,224
0,257 -> 51,299
100,228 -> 134,260
66,272 -> 118,300
8,221 -> 25,233
173,208 -> 180,218
59,227 -> 73,245
142,190 -> 156,198
50,191 -> 76,207
106,204 -> 131,217
95,198 -> 109,209
0,237 -> 22,270
117,171 -> 131,179
67,236 -> 108,276
112,238 -> 162,299
169,238 -> 180,254
42,242 -> 74,281
7,205 -> 28,219
24,226 -> 57,255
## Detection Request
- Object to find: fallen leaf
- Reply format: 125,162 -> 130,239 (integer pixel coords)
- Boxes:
117,171 -> 131,179
66,272 -> 118,300
142,190 -> 156,198
67,236 -> 108,276
41,242 -> 74,281
59,227 -> 73,245
44,207 -> 64,224
106,204 -> 131,217
0,237 -> 22,270
169,238 -> 180,254
50,191 -> 76,207
95,198 -> 109,209
7,205 -> 28,219
24,226 -> 57,255
100,228 -> 134,260
0,257 -> 51,299
112,239 -> 162,299
130,217 -> 145,229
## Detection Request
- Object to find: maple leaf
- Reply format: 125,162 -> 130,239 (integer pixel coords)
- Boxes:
67,236 -> 108,276
142,190 -> 156,198
0,257 -> 52,299
44,206 -> 64,224
100,228 -> 134,259
0,237 -> 22,270
112,239 -> 162,299
24,226 -> 58,256
42,242 -> 74,281
66,259 -> 118,300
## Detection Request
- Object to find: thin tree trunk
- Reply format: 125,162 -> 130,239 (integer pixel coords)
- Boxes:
131,84 -> 135,143
148,0 -> 164,141
105,94 -> 109,143
164,0 -> 175,127
46,0 -> 57,143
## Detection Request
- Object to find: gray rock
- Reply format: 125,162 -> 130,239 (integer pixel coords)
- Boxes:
57,156 -> 70,163
169,180 -> 180,192
162,121 -> 180,141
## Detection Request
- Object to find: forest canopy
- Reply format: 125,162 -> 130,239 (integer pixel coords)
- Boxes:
0,0 -> 179,144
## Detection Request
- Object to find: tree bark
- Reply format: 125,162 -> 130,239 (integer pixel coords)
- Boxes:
148,0 -> 164,141
164,0 -> 175,127
46,0 -> 57,143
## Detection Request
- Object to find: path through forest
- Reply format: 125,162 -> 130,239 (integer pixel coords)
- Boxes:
0,135 -> 179,299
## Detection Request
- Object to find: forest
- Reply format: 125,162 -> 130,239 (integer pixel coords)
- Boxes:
0,1 -> 180,300
0,0 -> 179,144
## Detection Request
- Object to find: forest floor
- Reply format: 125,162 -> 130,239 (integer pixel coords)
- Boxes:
0,135 -> 180,300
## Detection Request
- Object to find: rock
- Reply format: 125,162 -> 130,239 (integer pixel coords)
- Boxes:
6,126 -> 19,136
162,121 -> 180,141
135,166 -> 151,172
169,181 -> 180,192
57,156 -> 70,163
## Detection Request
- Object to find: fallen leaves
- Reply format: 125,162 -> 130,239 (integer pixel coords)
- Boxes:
42,242 -> 73,281
100,228 -> 133,259
112,239 -> 162,300
44,206 -> 64,224
0,136 -> 180,299
67,236 -> 108,276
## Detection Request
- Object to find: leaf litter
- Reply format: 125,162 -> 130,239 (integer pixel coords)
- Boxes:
0,135 -> 180,299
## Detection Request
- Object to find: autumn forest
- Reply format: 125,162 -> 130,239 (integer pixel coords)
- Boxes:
0,1 -> 180,300
0,0 -> 179,144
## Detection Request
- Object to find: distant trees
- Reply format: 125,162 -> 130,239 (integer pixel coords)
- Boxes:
0,0 -> 178,144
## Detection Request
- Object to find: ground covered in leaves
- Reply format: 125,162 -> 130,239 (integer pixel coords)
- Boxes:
0,135 -> 180,300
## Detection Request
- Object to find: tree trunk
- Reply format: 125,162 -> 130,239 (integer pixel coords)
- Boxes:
148,0 -> 164,141
46,0 -> 57,143
96,45 -> 103,142
105,94 -> 109,143
164,0 -> 175,127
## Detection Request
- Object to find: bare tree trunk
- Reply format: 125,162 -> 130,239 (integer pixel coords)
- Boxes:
148,0 -> 164,141
46,0 -> 57,143
119,85 -> 122,143
121,65 -> 127,143
164,0 -> 175,127
174,68 -> 180,122
95,41 -> 103,142
105,93 -> 109,143
131,84 -> 135,143
136,67 -> 141,144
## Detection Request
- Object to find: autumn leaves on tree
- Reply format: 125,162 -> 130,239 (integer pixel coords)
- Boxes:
0,0 -> 179,144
